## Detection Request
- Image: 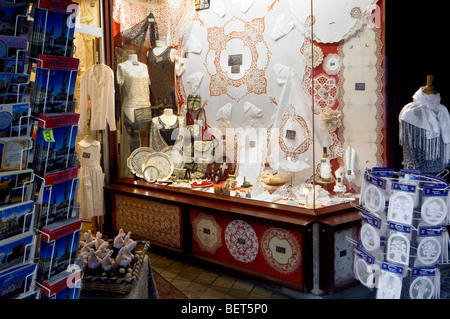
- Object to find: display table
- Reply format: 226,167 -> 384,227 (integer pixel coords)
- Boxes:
80,256 -> 158,299
104,178 -> 361,294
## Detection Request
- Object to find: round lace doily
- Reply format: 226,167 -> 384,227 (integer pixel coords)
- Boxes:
417,236 -> 441,265
192,214 -> 222,254
360,223 -> 380,252
363,184 -> 386,213
376,272 -> 403,299
388,192 -> 415,225
387,232 -> 410,266
421,197 -> 448,226
323,53 -> 342,75
225,219 -> 258,263
409,276 -> 434,299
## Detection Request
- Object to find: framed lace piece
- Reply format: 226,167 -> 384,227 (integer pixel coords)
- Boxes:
417,237 -> 441,265
376,272 -> 402,299
360,223 -> 380,252
192,213 -> 222,254
363,184 -> 385,213
204,17 -> 271,102
409,276 -> 434,299
386,232 -> 410,266
224,219 -> 258,263
421,197 -> 448,226
261,228 -> 301,275
278,104 -> 312,161
143,165 -> 159,183
387,192 -> 414,225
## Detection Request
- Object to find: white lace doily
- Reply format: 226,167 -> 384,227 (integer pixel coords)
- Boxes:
323,53 -> 342,75
409,276 -> 434,299
363,184 -> 386,213
387,232 -> 410,266
421,197 -> 448,226
225,219 -> 258,263
376,272 -> 403,299
387,192 -> 415,225
417,236 -> 441,265
360,223 -> 380,252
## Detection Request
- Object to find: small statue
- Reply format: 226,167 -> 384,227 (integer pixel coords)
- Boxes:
101,250 -> 115,274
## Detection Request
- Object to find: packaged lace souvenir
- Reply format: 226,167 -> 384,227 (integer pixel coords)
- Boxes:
361,168 -> 394,213
409,266 -> 440,299
376,263 -> 406,299
420,184 -> 448,226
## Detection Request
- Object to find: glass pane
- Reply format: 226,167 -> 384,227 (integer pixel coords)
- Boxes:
110,0 -> 386,209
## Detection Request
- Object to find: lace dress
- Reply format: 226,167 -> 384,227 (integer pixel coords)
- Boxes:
77,139 -> 105,218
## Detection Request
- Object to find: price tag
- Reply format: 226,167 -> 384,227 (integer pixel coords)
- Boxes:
43,129 -> 55,142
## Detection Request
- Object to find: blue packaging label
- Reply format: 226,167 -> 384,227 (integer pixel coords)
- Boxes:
381,262 -> 405,275
418,226 -> 444,237
392,182 -> 416,193
423,186 -> 448,197
365,173 -> 387,190
411,266 -> 436,277
356,247 -> 375,264
361,210 -> 382,229
388,222 -> 412,234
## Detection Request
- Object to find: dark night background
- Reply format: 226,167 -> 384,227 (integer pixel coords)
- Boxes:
385,1 -> 450,179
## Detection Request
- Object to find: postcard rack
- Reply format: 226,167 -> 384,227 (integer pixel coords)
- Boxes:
0,262 -> 37,299
30,57 -> 79,115
35,266 -> 83,299
34,173 -> 80,228
34,220 -> 82,283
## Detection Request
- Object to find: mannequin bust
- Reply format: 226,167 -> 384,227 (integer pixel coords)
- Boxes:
150,40 -> 185,77
423,75 -> 436,95
159,108 -> 178,126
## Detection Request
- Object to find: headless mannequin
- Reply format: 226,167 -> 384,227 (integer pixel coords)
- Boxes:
159,107 -> 178,126
119,54 -> 151,149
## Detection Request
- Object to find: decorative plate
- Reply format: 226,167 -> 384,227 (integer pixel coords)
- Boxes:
417,236 -> 441,265
387,192 -> 415,225
363,184 -> 386,213
386,232 -> 410,266
143,165 -> 159,183
409,276 -> 434,299
360,223 -> 380,252
421,197 -> 447,226
376,272 -> 403,299
142,152 -> 174,181
127,147 -> 154,178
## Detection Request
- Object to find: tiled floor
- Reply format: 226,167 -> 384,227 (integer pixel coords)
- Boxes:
148,248 -> 293,299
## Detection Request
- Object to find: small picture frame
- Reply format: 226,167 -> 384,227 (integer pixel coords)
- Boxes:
285,129 -> 296,140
